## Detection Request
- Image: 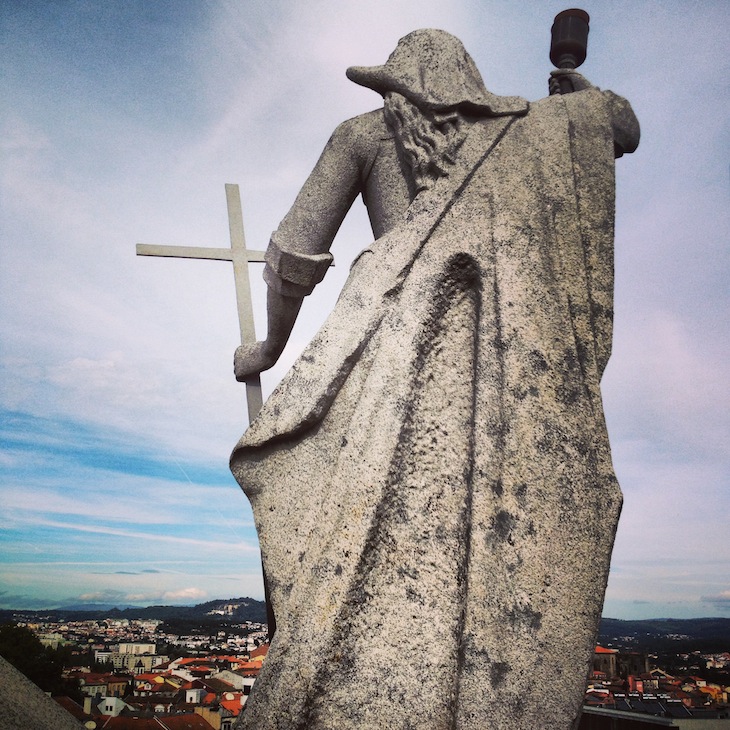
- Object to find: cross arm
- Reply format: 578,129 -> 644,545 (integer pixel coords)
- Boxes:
135,243 -> 266,262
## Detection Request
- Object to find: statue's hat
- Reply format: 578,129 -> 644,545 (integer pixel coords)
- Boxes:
347,29 -> 527,116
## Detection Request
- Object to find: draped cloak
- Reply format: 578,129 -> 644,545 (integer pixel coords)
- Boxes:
231,88 -> 639,730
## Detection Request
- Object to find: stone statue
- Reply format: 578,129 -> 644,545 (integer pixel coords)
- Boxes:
230,28 -> 639,730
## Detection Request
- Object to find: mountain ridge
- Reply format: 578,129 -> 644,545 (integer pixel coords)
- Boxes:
1,600 -> 727,650
0,597 -> 267,624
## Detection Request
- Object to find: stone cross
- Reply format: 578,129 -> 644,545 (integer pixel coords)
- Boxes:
137,183 -> 264,422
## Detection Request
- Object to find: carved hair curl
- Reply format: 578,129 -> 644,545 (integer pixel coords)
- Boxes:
383,92 -> 470,192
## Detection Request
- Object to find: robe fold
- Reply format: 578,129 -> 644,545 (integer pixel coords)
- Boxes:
231,88 -> 639,730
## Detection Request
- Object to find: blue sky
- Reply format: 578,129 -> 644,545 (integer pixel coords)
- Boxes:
1,0 -> 728,619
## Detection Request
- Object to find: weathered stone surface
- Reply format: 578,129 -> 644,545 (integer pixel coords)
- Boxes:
0,655 -> 84,730
231,28 -> 639,730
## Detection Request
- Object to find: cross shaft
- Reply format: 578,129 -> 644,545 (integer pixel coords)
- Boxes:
136,183 -> 264,422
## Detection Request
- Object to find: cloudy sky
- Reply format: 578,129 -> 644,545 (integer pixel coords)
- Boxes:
1,0 -> 728,620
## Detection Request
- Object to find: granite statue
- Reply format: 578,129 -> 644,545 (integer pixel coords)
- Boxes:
230,27 -> 639,730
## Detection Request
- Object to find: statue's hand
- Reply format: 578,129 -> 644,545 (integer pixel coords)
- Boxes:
549,69 -> 594,95
234,341 -> 278,381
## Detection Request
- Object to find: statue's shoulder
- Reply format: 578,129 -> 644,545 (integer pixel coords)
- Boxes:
529,89 -> 639,156
601,90 -> 640,154
531,87 -> 605,110
332,108 -> 390,144
531,87 -> 635,117
323,109 -> 391,169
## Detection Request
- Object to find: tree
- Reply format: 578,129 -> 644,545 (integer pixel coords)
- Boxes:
0,624 -> 81,700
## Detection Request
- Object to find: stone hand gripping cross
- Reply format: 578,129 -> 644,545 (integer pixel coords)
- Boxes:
136,184 -> 264,422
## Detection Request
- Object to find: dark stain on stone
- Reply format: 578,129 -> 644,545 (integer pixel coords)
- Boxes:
537,424 -> 570,454
529,349 -> 549,373
494,334 -> 508,353
490,661 -> 511,687
490,419 -> 510,452
508,604 -> 543,632
562,347 -> 579,373
458,633 -> 490,673
398,565 -> 420,581
491,509 -> 516,543
558,383 -> 582,406
516,383 -> 540,400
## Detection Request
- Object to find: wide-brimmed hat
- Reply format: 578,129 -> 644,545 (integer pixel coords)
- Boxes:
346,29 -> 527,116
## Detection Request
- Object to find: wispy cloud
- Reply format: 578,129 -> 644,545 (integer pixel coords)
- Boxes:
1,477 -> 249,528
11,517 -> 257,553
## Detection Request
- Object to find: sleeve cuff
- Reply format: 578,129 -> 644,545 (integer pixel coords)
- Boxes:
263,232 -> 334,297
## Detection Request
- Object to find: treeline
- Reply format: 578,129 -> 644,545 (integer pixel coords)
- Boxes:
0,624 -> 82,701
157,617 -> 260,637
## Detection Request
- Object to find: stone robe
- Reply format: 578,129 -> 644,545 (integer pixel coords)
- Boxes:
231,88 -> 639,730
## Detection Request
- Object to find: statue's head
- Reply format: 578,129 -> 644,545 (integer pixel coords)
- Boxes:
347,30 -> 527,194
346,29 -> 527,117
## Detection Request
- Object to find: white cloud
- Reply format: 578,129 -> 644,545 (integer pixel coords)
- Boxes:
124,587 -> 208,603
76,588 -> 208,605
78,590 -> 125,602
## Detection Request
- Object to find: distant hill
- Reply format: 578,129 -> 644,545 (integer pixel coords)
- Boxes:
599,617 -> 730,653
0,597 -> 267,624
54,603 -> 136,612
2,602 -> 726,651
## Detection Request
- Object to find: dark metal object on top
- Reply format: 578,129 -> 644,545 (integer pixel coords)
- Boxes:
550,9 -> 590,94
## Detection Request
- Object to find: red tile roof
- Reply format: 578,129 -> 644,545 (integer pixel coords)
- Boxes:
78,672 -> 114,684
250,644 -> 269,659
134,672 -> 162,682
594,646 -> 618,654
208,655 -> 239,664
178,657 -> 216,666
220,697 -> 243,715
